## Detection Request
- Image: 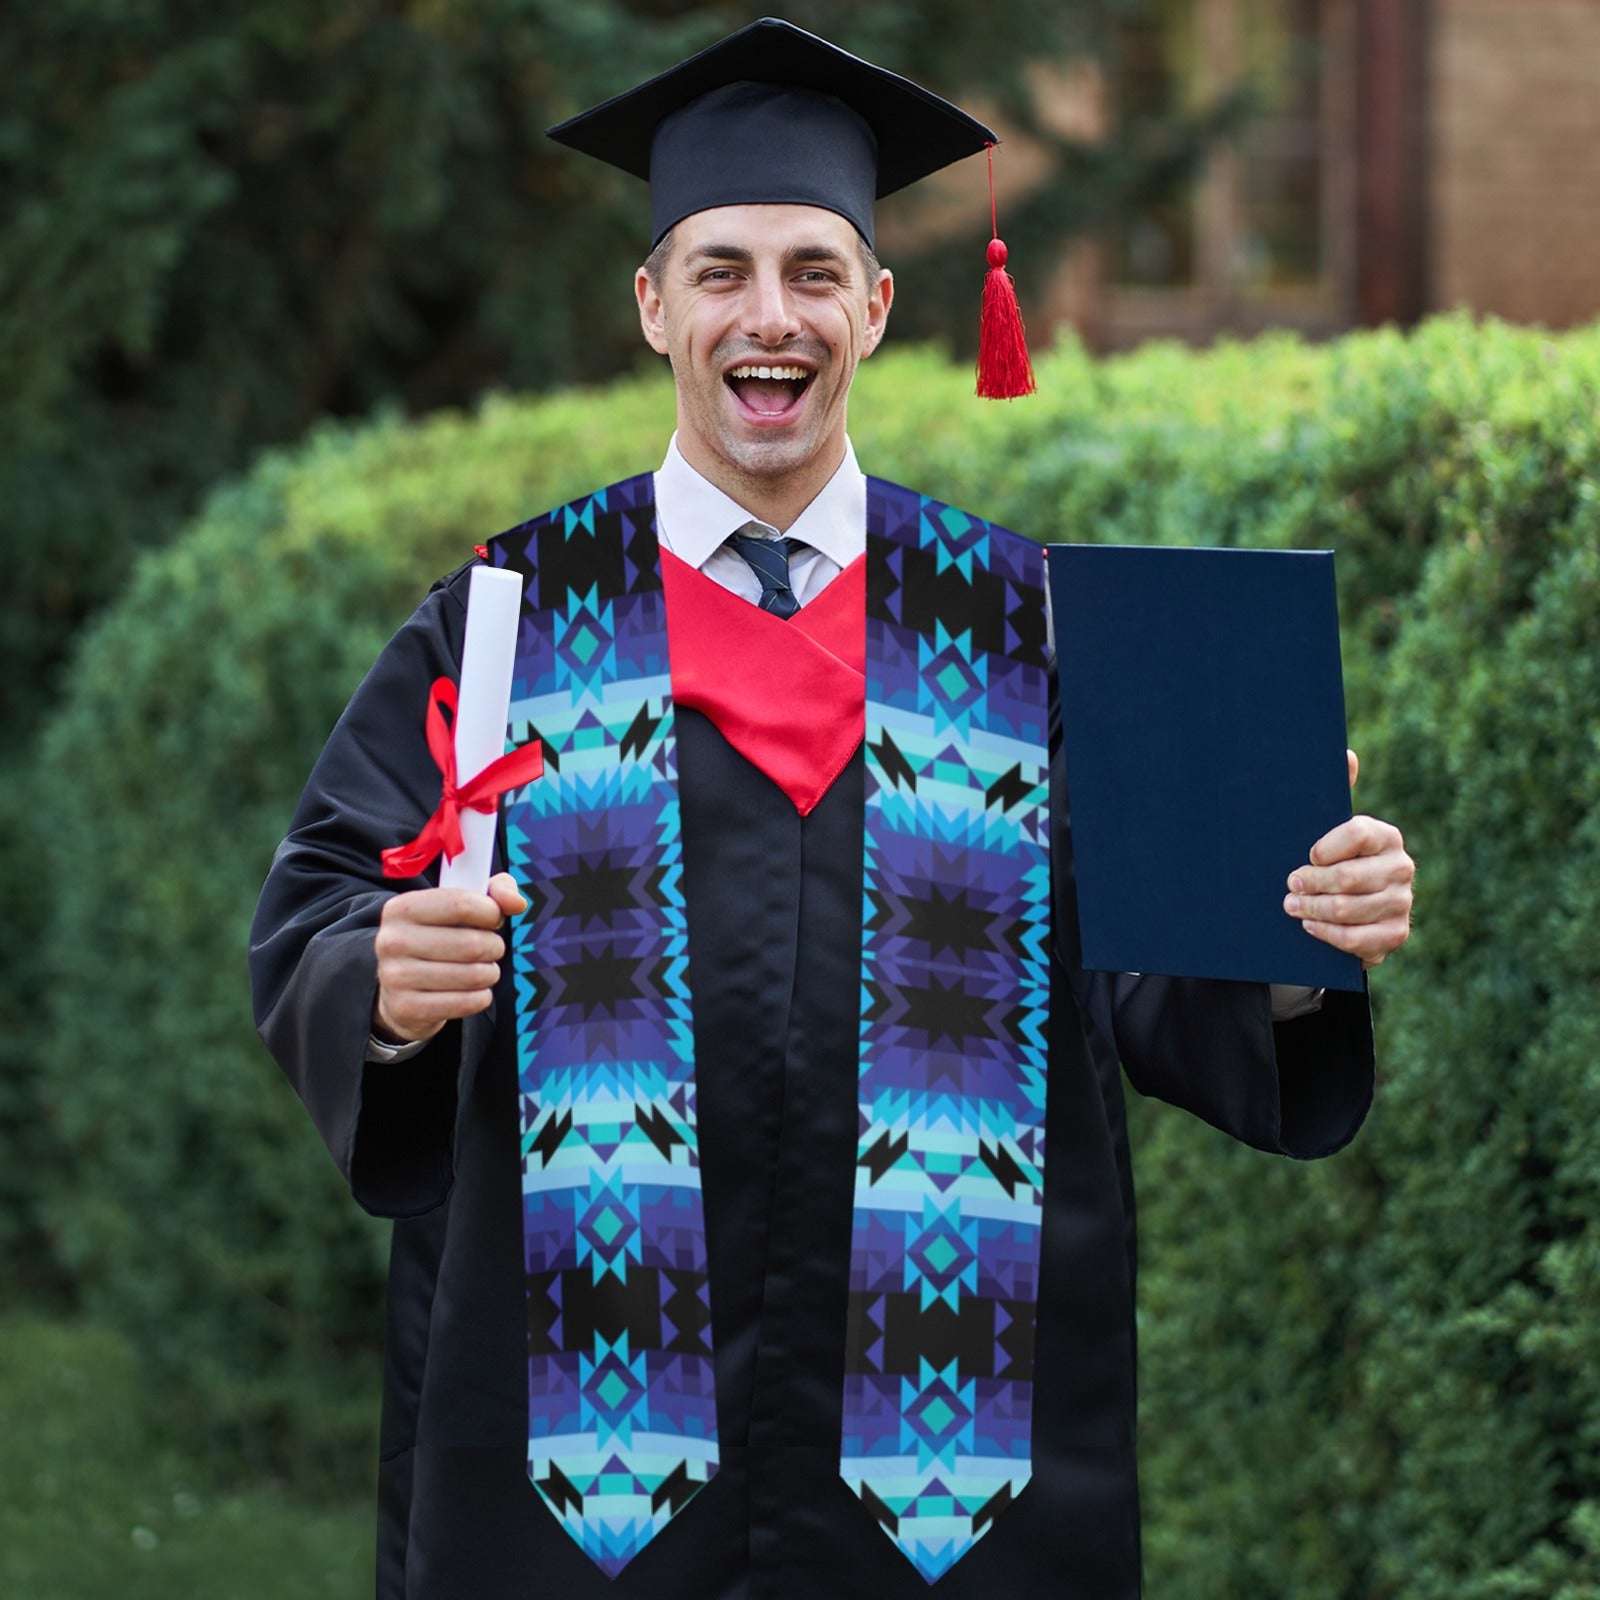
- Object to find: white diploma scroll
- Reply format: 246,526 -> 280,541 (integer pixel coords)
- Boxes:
438,564 -> 524,893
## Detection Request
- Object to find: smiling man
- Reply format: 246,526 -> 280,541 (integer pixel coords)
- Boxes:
250,19 -> 1414,1600
637,206 -> 890,527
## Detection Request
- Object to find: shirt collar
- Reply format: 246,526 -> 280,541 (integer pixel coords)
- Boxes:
654,434 -> 866,571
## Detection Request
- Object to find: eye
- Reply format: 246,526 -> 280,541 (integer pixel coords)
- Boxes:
696,267 -> 743,284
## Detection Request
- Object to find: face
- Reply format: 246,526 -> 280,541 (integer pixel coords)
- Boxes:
635,204 -> 893,507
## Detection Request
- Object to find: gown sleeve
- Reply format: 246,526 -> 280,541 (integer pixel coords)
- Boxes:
1046,676 -> 1375,1161
249,564 -> 498,1216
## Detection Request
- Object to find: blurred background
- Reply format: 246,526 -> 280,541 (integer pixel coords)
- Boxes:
3,2 -> 1599,1596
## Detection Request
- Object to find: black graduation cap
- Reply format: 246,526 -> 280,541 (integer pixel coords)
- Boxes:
547,16 -> 998,249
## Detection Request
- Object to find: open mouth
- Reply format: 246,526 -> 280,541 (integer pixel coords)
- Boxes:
725,363 -> 813,418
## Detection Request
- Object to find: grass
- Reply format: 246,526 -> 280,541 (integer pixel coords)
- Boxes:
0,1315 -> 371,1598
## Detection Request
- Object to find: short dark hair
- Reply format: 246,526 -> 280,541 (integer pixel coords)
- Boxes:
643,227 -> 676,291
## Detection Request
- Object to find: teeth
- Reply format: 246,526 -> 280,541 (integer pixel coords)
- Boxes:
727,365 -> 809,381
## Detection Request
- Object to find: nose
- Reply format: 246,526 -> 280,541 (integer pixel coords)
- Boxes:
745,267 -> 801,347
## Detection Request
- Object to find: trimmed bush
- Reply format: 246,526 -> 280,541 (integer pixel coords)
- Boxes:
35,378 -> 675,1478
1125,322 -> 1600,1599
35,318 -> 1600,1600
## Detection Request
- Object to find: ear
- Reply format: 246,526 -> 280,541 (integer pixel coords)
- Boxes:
861,268 -> 894,358
636,266 -> 670,356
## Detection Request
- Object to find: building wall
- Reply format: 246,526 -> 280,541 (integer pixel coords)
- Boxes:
1430,0 -> 1600,328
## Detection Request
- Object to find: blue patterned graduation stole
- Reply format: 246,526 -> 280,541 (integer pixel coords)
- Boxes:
487,474 -> 1049,1582
492,476 -> 712,1578
844,482 -> 1050,1581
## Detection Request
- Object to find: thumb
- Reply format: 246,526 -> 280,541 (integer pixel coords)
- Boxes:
1347,748 -> 1360,791
487,871 -> 529,917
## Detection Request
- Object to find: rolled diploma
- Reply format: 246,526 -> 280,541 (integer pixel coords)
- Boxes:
439,564 -> 524,892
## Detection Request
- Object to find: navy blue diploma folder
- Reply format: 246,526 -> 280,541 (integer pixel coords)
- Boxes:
1047,544 -> 1364,993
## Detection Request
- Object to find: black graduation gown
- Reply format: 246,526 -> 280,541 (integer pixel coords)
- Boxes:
250,558 -> 1374,1600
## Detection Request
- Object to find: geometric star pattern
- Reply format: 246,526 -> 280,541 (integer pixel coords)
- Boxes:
489,474 -> 1052,1584
492,475 -> 716,1578
846,482 -> 1050,1583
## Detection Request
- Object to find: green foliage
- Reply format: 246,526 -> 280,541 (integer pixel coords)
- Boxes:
1348,513 -> 1600,1600
33,317 -> 1600,1600
0,757 -> 56,1303
35,374 -> 674,1482
0,2 -> 1223,1279
0,1315 -> 368,1597
1116,320 -> 1600,1599
851,320 -> 1600,1595
0,0 -> 1168,745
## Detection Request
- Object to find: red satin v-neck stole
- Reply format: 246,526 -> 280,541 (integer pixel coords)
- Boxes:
662,550 -> 866,815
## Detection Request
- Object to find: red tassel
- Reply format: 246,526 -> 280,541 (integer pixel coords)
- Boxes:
976,146 -> 1036,400
977,239 -> 1036,399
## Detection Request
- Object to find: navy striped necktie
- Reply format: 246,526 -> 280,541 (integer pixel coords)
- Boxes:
727,525 -> 806,619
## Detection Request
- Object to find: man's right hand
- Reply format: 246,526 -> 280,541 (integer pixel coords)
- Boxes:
372,871 -> 528,1045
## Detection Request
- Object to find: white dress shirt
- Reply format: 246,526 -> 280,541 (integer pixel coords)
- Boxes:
653,433 -> 863,603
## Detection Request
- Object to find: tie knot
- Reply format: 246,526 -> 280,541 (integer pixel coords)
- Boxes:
727,526 -> 807,618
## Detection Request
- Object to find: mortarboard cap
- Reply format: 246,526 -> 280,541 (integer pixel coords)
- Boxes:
546,16 -> 998,249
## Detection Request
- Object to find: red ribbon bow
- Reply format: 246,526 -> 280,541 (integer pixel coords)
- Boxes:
380,677 -> 544,879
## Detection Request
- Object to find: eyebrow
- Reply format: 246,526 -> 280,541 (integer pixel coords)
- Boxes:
684,242 -> 855,272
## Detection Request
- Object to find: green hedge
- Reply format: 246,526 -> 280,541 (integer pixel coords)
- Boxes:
33,379 -> 675,1478
1124,324 -> 1600,1600
34,318 -> 1600,1598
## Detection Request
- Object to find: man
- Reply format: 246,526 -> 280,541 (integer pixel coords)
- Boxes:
250,20 -> 1414,1600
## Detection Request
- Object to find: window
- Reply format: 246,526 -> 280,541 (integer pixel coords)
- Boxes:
1096,0 -> 1357,345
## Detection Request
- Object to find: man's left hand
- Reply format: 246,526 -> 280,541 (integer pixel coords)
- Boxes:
1284,750 -> 1415,969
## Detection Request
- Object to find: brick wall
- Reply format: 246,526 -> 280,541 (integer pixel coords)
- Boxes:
1431,0 -> 1600,327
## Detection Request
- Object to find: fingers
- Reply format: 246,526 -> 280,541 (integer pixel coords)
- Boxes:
375,903 -> 508,970
1287,841 -> 1412,909
1298,911 -> 1414,970
1307,813 -> 1403,869
377,934 -> 502,985
1286,880 -> 1412,929
383,886 -> 512,930
1284,811 -> 1415,969
373,883 -> 525,1045
373,975 -> 497,1045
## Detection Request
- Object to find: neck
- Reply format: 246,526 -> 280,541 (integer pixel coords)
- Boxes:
676,434 -> 846,533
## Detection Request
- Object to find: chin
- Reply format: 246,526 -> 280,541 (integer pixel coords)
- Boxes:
720,431 -> 823,481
